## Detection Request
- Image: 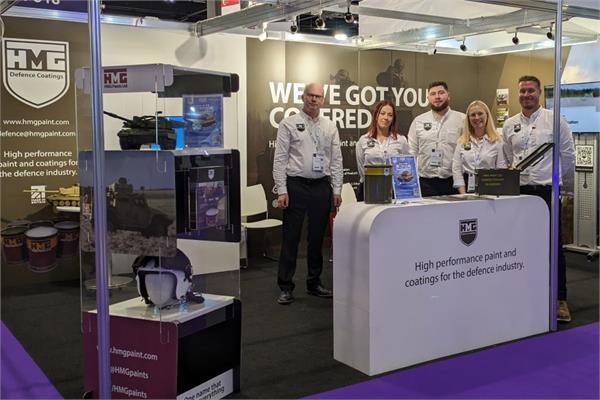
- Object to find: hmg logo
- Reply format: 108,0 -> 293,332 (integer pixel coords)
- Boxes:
103,68 -> 128,89
2,38 -> 70,108
459,219 -> 478,246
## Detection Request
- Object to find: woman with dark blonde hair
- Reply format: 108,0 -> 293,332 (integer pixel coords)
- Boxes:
452,100 -> 506,194
356,100 -> 409,199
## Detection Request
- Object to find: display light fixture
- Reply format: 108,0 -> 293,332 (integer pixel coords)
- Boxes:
512,32 -> 520,45
315,12 -> 326,29
334,32 -> 348,41
344,1 -> 354,24
290,17 -> 299,34
460,39 -> 467,52
546,28 -> 554,40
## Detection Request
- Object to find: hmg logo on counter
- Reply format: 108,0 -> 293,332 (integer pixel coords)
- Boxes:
2,38 -> 70,108
459,219 -> 478,246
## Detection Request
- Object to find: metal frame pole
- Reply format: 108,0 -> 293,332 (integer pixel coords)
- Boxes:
550,0 -> 564,332
88,0 -> 111,396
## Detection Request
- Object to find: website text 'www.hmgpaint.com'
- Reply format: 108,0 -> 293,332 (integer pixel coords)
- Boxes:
2,118 -> 70,127
110,346 -> 159,361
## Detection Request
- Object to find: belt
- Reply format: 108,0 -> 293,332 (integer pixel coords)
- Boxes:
287,176 -> 330,185
522,185 -> 551,191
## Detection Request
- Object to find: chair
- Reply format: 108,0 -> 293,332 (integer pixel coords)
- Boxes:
241,184 -> 282,265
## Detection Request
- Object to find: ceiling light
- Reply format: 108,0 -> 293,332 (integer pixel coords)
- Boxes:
315,12 -> 325,29
290,17 -> 298,34
512,32 -> 520,45
258,30 -> 267,42
334,32 -> 348,41
546,29 -> 554,40
460,39 -> 467,52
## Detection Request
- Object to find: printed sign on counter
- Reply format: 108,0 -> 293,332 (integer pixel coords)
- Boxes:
390,155 -> 421,200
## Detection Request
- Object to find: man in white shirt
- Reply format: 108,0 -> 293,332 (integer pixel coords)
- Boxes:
408,81 -> 465,196
272,82 -> 343,305
503,75 -> 575,323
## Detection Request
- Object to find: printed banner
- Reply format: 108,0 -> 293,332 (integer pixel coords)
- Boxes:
391,155 -> 421,200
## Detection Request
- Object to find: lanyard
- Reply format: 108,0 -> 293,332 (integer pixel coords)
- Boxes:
304,116 -> 322,153
433,111 -> 450,149
376,136 -> 392,164
520,111 -> 541,155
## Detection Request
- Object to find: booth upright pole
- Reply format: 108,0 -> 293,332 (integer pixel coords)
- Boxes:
88,0 -> 111,396
550,0 -> 564,332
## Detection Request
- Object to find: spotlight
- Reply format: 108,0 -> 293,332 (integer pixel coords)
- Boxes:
546,29 -> 554,40
344,7 -> 354,23
460,40 -> 467,52
315,15 -> 325,29
290,21 -> 298,34
512,32 -> 519,45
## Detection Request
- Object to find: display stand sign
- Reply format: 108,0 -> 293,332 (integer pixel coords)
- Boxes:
183,95 -> 224,148
390,155 -> 421,200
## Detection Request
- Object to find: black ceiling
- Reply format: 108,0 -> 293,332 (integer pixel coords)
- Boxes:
102,0 -> 208,23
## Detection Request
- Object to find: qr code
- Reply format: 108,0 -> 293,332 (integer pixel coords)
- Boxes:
575,145 -> 594,168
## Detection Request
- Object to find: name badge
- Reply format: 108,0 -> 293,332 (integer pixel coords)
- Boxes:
429,149 -> 442,167
312,151 -> 325,172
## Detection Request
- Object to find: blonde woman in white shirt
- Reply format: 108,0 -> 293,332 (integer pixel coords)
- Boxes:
356,100 -> 409,199
452,100 -> 506,194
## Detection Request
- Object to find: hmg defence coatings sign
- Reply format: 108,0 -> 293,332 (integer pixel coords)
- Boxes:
2,37 -> 70,108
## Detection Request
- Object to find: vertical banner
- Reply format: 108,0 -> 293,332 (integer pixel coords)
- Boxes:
0,17 -> 90,286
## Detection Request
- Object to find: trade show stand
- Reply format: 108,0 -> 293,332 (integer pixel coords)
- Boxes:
83,294 -> 241,399
333,195 -> 550,376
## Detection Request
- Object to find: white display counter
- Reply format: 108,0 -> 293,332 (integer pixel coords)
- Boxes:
333,195 -> 550,376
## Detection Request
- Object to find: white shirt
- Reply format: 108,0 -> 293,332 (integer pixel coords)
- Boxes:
408,109 -> 466,179
503,107 -> 575,186
355,133 -> 409,183
273,110 -> 343,195
452,135 -> 507,188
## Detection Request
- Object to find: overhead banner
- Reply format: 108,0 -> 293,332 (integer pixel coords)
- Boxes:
246,39 -> 479,217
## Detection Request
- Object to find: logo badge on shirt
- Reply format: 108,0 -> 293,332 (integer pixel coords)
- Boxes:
463,143 -> 471,151
367,139 -> 375,148
296,123 -> 305,132
513,123 -> 521,132
424,122 -> 432,131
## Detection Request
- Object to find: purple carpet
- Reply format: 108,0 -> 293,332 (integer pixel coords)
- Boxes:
311,323 -> 599,399
1,321 -> 62,399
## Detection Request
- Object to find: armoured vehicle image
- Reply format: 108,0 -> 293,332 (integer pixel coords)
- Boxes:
104,111 -> 183,150
23,184 -> 80,207
107,178 -> 172,238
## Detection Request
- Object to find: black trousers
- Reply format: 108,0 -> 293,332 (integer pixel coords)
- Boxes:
521,185 -> 567,300
419,177 -> 456,197
278,176 -> 332,292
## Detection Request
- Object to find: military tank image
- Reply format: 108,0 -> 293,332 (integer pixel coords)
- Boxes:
23,184 -> 81,207
106,178 -> 172,238
104,111 -> 183,150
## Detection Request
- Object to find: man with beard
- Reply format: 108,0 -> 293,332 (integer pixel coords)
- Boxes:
408,81 -> 465,196
503,75 -> 575,323
273,82 -> 343,305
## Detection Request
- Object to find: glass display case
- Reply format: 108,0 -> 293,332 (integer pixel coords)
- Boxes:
74,63 -> 242,399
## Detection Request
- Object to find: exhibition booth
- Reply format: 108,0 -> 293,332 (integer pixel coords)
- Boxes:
1,0 -> 599,399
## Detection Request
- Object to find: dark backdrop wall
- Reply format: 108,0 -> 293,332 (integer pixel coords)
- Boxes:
246,38 -> 568,220
0,16 -> 91,286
